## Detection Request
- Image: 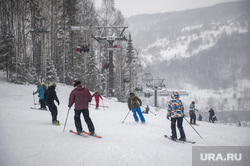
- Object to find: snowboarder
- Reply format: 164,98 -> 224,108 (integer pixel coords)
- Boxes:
68,80 -> 96,136
33,82 -> 46,110
198,114 -> 202,121
208,108 -> 215,123
46,82 -> 60,125
189,101 -> 198,124
167,92 -> 186,141
92,91 -> 103,109
127,92 -> 146,123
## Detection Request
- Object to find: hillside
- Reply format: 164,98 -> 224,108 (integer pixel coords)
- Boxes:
126,0 -> 250,90
0,79 -> 250,166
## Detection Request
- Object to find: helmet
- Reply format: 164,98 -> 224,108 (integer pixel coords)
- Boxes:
41,82 -> 45,85
172,92 -> 179,99
35,82 -> 41,85
192,101 -> 195,104
95,91 -> 98,93
130,91 -> 134,95
73,80 -> 81,87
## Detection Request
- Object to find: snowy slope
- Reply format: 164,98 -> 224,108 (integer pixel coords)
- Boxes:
0,79 -> 250,166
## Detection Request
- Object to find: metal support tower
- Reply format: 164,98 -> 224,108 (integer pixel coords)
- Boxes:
92,26 -> 128,97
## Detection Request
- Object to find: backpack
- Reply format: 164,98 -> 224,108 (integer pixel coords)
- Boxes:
131,96 -> 138,107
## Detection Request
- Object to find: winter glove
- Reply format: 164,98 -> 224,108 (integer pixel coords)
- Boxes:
57,101 -> 60,105
167,114 -> 170,120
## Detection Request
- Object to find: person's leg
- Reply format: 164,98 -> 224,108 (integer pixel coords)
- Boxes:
74,110 -> 83,131
82,109 -> 95,133
132,109 -> 139,122
177,117 -> 186,140
136,107 -> 145,123
171,118 -> 177,140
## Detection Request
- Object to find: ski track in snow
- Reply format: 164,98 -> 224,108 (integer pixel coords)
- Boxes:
0,79 -> 250,166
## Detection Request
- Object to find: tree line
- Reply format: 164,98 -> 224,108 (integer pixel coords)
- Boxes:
0,0 -> 140,101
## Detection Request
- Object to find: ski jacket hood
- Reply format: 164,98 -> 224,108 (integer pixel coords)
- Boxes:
167,98 -> 184,118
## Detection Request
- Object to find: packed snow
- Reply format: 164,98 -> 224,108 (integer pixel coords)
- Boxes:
0,79 -> 250,166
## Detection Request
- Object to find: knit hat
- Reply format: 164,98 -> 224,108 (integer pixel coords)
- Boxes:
73,80 -> 81,87
52,82 -> 56,87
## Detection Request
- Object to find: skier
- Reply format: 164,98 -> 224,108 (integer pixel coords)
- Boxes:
41,82 -> 48,110
145,105 -> 149,114
33,82 -> 46,110
127,92 -> 146,123
46,82 -> 60,125
68,80 -> 96,136
208,108 -> 215,123
189,101 -> 198,124
167,92 -> 186,141
92,91 -> 103,109
198,114 -> 202,121
41,82 -> 47,91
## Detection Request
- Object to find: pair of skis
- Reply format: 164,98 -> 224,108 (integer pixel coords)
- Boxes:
69,130 -> 102,138
164,135 -> 195,144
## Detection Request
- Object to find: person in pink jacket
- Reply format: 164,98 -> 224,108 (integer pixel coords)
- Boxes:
92,91 -> 103,109
68,80 -> 95,136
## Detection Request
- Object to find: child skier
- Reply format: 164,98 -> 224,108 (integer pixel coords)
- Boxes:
92,91 -> 103,109
33,82 -> 46,110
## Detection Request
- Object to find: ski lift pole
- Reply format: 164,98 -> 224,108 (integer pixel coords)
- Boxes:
184,116 -> 203,139
63,107 -> 71,132
122,110 -> 131,123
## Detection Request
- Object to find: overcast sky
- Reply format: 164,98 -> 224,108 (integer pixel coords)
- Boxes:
95,0 -> 242,17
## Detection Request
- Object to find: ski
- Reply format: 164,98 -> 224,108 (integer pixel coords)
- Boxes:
83,131 -> 102,138
90,104 -> 109,108
164,135 -> 195,144
69,130 -> 88,138
30,107 -> 47,111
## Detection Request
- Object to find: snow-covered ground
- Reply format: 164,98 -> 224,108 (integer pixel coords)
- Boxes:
0,79 -> 250,166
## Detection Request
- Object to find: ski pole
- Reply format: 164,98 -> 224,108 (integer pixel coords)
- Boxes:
33,91 -> 36,108
122,110 -> 131,123
149,110 -> 156,116
184,116 -> 203,139
102,99 -> 105,111
63,107 -> 71,133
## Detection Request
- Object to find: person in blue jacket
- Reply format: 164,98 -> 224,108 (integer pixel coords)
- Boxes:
198,114 -> 202,121
33,82 -> 46,110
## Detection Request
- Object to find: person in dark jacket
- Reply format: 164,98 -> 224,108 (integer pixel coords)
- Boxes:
46,82 -> 60,125
209,108 -> 215,123
127,92 -> 145,123
68,80 -> 96,136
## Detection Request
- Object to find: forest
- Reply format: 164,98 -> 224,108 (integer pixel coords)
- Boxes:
0,0 -> 138,101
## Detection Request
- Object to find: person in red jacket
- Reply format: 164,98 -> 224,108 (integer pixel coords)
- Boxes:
92,91 -> 103,109
68,80 -> 96,136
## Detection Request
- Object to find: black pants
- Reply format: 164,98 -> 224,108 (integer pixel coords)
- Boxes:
47,102 -> 58,122
190,112 -> 196,124
171,117 -> 186,139
74,109 -> 95,133
39,98 -> 46,109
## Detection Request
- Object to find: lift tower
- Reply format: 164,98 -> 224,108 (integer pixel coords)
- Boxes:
92,26 -> 127,97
